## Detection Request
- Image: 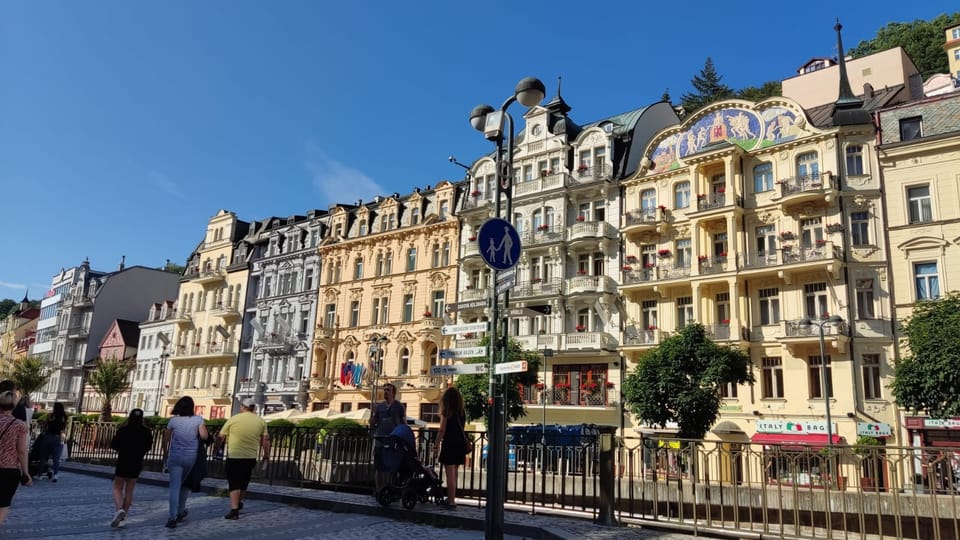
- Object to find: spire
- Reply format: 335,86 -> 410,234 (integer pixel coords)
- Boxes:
544,74 -> 571,114
832,19 -> 871,126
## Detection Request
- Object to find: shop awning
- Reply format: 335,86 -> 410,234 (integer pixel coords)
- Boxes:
751,433 -> 843,449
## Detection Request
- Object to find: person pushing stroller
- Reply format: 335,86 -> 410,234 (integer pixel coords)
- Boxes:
375,422 -> 443,509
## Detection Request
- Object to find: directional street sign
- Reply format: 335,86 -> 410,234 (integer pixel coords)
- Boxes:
508,307 -> 549,318
439,346 -> 487,359
495,275 -> 516,296
445,299 -> 489,313
430,363 -> 490,376
494,360 -> 528,375
526,304 -> 552,315
477,218 -> 522,271
496,267 -> 516,284
440,322 -> 489,336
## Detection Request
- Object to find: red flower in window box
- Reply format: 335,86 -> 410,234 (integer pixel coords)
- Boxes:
537,224 -> 549,231
815,239 -> 827,246
311,372 -> 319,378
470,190 -> 481,197
577,269 -> 587,275
644,262 -> 655,268
554,382 -> 571,389
719,251 -> 728,257
698,255 -> 709,261
657,249 -> 671,257
605,381 -> 615,388
625,255 -> 638,263
716,187 -> 725,193
575,215 -> 586,222
423,311 -> 432,318
581,382 -> 599,392
534,382 -> 545,390
468,235 -> 477,241
622,265 -> 633,271
648,325 -> 657,330
575,324 -> 586,332
721,319 -> 730,324
577,164 -> 589,172
658,205 -> 667,211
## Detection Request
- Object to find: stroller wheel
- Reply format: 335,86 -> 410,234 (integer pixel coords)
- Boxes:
401,490 -> 418,510
419,492 -> 430,503
376,487 -> 393,507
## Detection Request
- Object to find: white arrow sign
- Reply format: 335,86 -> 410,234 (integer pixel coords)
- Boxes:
441,322 -> 489,336
430,363 -> 490,376
439,346 -> 487,359
494,360 -> 528,374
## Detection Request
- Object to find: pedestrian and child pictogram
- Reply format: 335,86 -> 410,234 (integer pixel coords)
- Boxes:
477,218 -> 521,271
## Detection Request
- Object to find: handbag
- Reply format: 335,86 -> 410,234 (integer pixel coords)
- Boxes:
460,416 -> 475,455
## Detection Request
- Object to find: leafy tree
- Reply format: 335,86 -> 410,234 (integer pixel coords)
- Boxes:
623,324 -> 753,439
736,80 -> 782,102
849,13 -> 960,80
161,261 -> 186,275
87,357 -> 135,421
456,336 -> 541,425
680,57 -> 733,114
891,292 -> 960,417
1,356 -> 51,399
0,299 -> 17,319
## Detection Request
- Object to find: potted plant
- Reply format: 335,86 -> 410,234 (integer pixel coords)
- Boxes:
718,251 -> 728,258
855,435 -> 883,491
577,163 -> 589,172
698,255 -> 709,262
647,325 -> 657,331
577,269 -> 587,276
716,187 -> 725,193
605,381 -> 615,389
468,235 -> 477,241
534,382 -> 545,390
423,310 -> 433,318
580,382 -> 599,394
537,224 -> 549,232
815,239 -> 827,246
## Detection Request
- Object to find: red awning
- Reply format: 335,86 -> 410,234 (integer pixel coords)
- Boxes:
751,433 -> 843,449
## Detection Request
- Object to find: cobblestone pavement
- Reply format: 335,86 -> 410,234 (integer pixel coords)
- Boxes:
3,465 -> 703,540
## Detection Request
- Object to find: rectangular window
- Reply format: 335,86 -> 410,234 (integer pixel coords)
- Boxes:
304,269 -> 314,290
754,162 -> 773,192
431,244 -> 440,268
641,300 -> 658,330
372,298 -> 381,325
676,296 -> 693,329
759,288 -> 780,325
907,185 -> 933,223
720,381 -> 738,398
354,258 -> 363,280
439,201 -> 449,219
800,217 -> 823,247
761,357 -> 784,399
862,354 -> 882,400
856,279 -> 875,319
349,301 -> 360,327
756,225 -> 777,256
442,242 -> 450,266
676,238 -> 692,267
411,207 -> 420,225
420,403 -> 440,423
674,182 -> 691,209
809,355 -> 833,399
845,145 -> 864,176
850,211 -> 869,245
340,402 -> 353,413
804,282 -> 828,318
432,290 -> 445,317
324,304 -> 336,329
914,262 -> 940,300
797,151 -> 820,180
379,296 -> 389,325
899,116 -> 922,141
402,294 -> 414,323
406,248 -> 417,272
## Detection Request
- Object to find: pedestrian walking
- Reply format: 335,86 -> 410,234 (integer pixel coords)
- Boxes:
215,398 -> 269,520
162,396 -> 207,529
0,381 -> 31,424
0,390 -> 31,524
434,386 -> 467,509
109,409 -> 154,527
370,383 -> 404,495
36,402 -> 67,482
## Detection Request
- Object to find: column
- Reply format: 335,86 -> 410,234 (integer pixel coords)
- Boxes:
691,283 -> 702,323
724,156 -> 734,198
727,213 -> 738,264
730,278 -> 741,337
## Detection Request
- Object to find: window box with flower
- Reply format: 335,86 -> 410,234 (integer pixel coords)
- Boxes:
697,193 -> 707,200
779,231 -> 795,240
468,235 -> 477,241
648,325 -> 657,331
577,269 -> 587,276
698,255 -> 709,262
625,255 -> 638,263
577,164 -> 589,172
721,319 -> 730,325
605,381 -> 615,389
825,223 -> 844,233
575,324 -> 586,332
554,382 -> 571,390
534,382 -> 545,390
537,224 -> 550,232
621,265 -> 633,271
470,190 -> 481,197
311,372 -> 319,378
580,382 -> 600,393
575,215 -> 586,222
422,311 -> 433,318
716,187 -> 725,193
644,262 -> 655,269
658,205 -> 667,211
657,249 -> 671,257
815,239 -> 827,246
718,251 -> 728,258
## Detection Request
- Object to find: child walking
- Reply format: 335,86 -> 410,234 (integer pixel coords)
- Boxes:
109,409 -> 154,527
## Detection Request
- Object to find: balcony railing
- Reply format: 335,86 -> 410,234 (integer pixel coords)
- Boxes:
459,288 -> 487,302
513,333 -> 561,351
211,303 -> 241,319
696,193 -> 726,211
521,228 -> 564,246
698,256 -> 731,274
461,195 -> 493,210
659,263 -> 692,280
564,331 -> 618,351
513,172 -> 566,196
567,221 -> 615,242
193,269 -> 226,284
707,323 -> 732,340
462,241 -> 480,257
623,326 -> 661,346
783,319 -> 850,338
571,163 -> 611,184
513,278 -> 563,298
565,275 -> 616,295
622,268 -> 657,285
739,243 -> 841,270
530,386 -> 612,407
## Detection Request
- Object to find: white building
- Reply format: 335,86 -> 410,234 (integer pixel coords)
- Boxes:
134,301 -> 176,416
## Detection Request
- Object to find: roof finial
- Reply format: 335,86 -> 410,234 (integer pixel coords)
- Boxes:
831,18 -> 871,126
556,75 -> 562,98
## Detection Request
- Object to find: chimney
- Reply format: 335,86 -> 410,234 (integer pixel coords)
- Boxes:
118,255 -> 126,271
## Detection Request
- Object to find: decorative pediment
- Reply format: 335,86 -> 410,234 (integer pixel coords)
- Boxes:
342,334 -> 361,350
395,330 -> 416,345
898,236 -> 948,254
429,271 -> 449,289
323,288 -> 340,302
402,280 -> 417,295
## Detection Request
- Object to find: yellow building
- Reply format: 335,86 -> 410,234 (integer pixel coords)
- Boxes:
945,23 -> 960,81
620,84 -> 898,462
164,210 -> 250,418
877,91 -> 960,449
0,297 -> 38,372
309,183 -> 459,424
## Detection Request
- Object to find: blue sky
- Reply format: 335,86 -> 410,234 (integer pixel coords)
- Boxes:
1,1 -> 956,297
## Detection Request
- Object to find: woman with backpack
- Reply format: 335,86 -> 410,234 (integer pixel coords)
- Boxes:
109,409 -> 154,528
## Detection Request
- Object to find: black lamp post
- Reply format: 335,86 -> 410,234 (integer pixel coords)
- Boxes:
799,314 -> 843,486
468,76 -> 545,540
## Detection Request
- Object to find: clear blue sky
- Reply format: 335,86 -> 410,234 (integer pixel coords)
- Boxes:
2,1 -> 956,298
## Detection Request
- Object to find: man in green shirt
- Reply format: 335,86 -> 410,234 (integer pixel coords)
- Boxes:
216,398 -> 269,520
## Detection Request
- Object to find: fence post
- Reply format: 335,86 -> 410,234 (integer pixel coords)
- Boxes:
596,425 -> 618,526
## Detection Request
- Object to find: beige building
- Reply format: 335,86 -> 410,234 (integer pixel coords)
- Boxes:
309,183 -> 460,424
877,90 -> 960,449
946,23 -> 960,81
0,298 -> 38,372
164,210 -> 250,418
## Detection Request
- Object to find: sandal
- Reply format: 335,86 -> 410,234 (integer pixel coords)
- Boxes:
438,499 -> 457,509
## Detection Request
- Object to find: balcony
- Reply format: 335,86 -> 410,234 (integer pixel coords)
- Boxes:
513,172 -> 566,197
567,221 -> 616,244
570,163 -> 611,185
459,288 -> 487,302
513,278 -> 563,299
707,323 -> 734,341
461,195 -> 493,211
314,327 -> 335,339
531,386 -> 614,407
265,380 -> 303,393
739,243 -> 842,277
65,294 -> 92,307
774,173 -> 838,207
258,334 -> 295,354
623,208 -> 663,237
462,240 -> 480,258
192,269 -> 226,285
697,255 -> 732,275
658,263 -> 692,281
563,331 -> 618,351
420,317 -> 443,330
211,303 -> 241,321
621,326 -> 662,350
238,380 -> 261,394
692,193 -> 743,216
565,275 -> 617,295
521,228 -> 564,246
171,342 -> 237,360
66,326 -> 88,339
169,310 -> 193,326
514,333 -> 560,351
621,268 -> 657,287
779,319 -> 850,352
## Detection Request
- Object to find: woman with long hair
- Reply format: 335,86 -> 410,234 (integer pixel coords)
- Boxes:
37,402 -> 67,481
433,386 -> 467,509
109,409 -> 154,527
163,396 -> 207,529
0,390 -> 31,523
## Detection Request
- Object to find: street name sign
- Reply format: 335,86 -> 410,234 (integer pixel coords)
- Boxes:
445,299 -> 489,313
495,275 -> 516,296
430,363 -> 489,376
494,360 -> 528,374
507,307 -> 548,318
441,322 -> 489,336
439,346 -> 487,359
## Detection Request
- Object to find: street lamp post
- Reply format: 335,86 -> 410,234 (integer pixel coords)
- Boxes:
469,76 -> 545,540
800,314 -> 843,486
368,334 -> 387,413
155,350 -> 170,416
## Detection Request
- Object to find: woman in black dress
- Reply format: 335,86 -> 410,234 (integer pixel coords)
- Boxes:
109,409 -> 153,527
433,387 -> 467,509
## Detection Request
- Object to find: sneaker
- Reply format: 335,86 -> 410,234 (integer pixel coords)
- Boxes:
176,510 -> 188,522
46,471 -> 53,480
52,474 -> 58,483
165,519 -> 177,529
224,509 -> 240,520
110,510 -> 125,528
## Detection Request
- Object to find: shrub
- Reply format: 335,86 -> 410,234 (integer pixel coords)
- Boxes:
205,418 -> 228,429
297,417 -> 330,429
268,419 -> 297,429
325,418 -> 368,436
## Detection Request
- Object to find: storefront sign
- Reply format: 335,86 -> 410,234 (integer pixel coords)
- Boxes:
856,422 -> 892,437
755,420 -> 836,435
904,417 -> 960,430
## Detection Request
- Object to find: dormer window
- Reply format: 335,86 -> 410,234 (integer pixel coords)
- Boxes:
359,220 -> 367,235
411,207 -> 420,225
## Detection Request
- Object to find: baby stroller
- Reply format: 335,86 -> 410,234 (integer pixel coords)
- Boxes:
375,423 -> 444,509
28,433 -> 51,478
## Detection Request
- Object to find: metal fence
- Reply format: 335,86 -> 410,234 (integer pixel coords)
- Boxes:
58,422 -> 960,540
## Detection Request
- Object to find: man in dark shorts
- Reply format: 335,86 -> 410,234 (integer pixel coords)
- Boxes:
370,383 -> 404,494
216,398 -> 269,520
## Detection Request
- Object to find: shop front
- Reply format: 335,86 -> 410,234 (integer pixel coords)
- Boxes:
750,420 -> 843,487
856,421 -> 893,491
904,416 -> 960,493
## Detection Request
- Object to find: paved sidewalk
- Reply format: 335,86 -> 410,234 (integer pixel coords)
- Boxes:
17,462 -> 703,540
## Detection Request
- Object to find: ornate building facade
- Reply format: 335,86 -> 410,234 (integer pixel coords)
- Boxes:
134,301 -> 176,415
309,183 -> 459,423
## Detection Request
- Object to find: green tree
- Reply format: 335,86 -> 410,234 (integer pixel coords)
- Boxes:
623,324 -> 753,439
0,299 -> 17,319
2,356 -> 51,399
736,80 -> 782,102
87,357 -> 135,421
455,336 -> 540,424
680,57 -> 733,114
161,261 -> 185,274
891,292 -> 960,417
849,13 -> 960,80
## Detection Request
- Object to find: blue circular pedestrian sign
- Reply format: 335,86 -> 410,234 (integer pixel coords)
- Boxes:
477,218 -> 521,271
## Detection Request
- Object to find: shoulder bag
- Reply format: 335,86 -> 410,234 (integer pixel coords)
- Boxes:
460,415 -> 475,455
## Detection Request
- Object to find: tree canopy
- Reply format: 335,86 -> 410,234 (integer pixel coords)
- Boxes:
0,299 -> 18,319
680,58 -> 734,114
849,13 -> 960,80
455,336 -> 540,425
623,324 -> 753,439
891,292 -> 960,417
1,357 -> 51,399
87,357 -> 135,421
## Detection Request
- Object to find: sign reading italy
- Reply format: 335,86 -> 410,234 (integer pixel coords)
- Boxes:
756,420 -> 835,435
